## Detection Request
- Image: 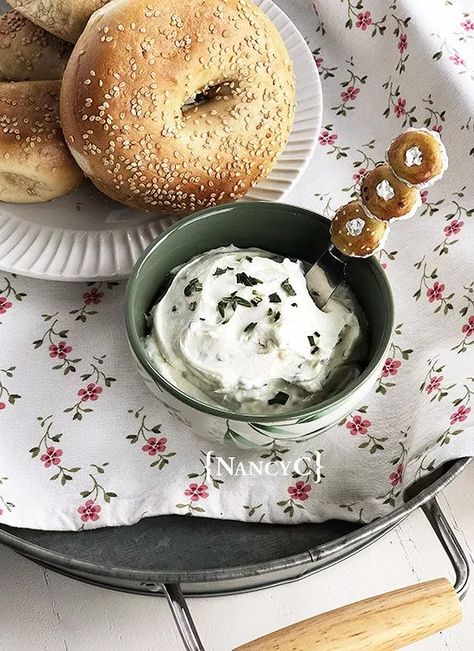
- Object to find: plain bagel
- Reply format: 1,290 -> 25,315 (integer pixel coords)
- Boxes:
6,0 -> 109,43
60,0 -> 296,215
0,10 -> 71,81
0,80 -> 83,202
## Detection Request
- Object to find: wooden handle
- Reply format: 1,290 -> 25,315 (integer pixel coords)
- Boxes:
233,578 -> 461,651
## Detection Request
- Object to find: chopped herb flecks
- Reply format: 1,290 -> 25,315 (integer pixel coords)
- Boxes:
245,256 -> 253,263
217,302 -> 226,318
189,301 -> 197,311
217,294 -> 252,319
212,266 -> 234,276
184,277 -> 202,296
250,292 -> 263,307
232,296 -> 252,308
308,331 -> 321,354
171,305 -> 177,313
236,272 -> 262,287
269,293 -> 281,303
273,311 -> 281,322
243,322 -> 257,334
291,302 -> 298,308
268,391 -> 289,406
281,278 -> 296,296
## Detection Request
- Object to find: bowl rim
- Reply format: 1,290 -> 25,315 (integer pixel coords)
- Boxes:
125,202 -> 395,423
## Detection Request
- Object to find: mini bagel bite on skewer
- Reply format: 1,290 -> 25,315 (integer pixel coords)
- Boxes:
360,163 -> 421,223
330,200 -> 389,258
386,128 -> 448,188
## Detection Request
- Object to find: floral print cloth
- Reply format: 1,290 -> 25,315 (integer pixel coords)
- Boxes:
0,0 -> 473,530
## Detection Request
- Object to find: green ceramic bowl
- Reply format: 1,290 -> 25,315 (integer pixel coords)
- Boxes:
125,202 -> 394,448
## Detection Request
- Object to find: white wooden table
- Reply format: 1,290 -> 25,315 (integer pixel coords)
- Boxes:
1,463 -> 472,651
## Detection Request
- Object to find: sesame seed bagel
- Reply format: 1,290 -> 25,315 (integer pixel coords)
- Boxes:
330,200 -> 389,258
0,80 -> 83,203
0,11 -> 72,81
386,128 -> 448,188
360,163 -> 421,223
60,0 -> 296,215
5,0 -> 109,43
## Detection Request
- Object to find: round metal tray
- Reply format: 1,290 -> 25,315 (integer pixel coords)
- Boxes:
0,458 -> 470,650
0,458 -> 469,596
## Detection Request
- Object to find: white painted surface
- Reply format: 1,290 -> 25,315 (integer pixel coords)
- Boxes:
1,462 -> 473,650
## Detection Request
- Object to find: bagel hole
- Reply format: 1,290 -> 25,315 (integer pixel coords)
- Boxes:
182,81 -> 236,112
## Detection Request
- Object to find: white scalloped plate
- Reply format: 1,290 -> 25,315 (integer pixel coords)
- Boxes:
0,0 -> 322,281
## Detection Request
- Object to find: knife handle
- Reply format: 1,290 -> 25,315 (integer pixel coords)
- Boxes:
233,578 -> 461,651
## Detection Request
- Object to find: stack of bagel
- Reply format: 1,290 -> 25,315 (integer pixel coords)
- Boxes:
0,0 -> 296,214
0,6 -> 84,202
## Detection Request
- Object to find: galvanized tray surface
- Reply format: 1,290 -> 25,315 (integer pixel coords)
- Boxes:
0,458 -> 469,596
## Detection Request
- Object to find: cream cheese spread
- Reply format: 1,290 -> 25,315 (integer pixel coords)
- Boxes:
345,217 -> 366,237
375,180 -> 395,201
145,247 -> 367,415
405,145 -> 423,167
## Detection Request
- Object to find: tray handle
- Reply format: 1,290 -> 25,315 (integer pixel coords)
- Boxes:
162,496 -> 469,651
233,577 -> 460,650
422,496 -> 470,599
161,583 -> 205,651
